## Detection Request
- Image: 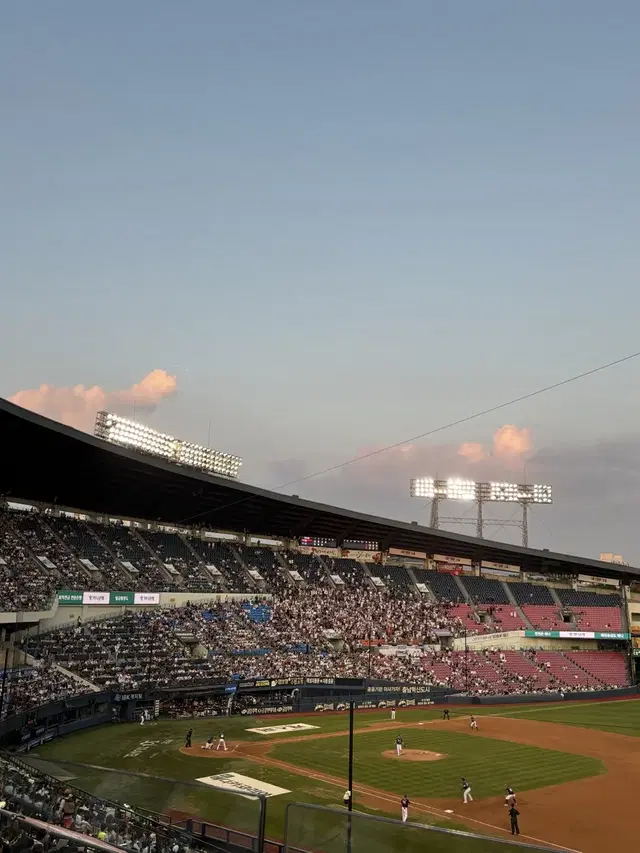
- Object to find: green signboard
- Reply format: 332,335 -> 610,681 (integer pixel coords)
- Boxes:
110,592 -> 135,605
525,630 -> 629,640
57,591 -> 160,606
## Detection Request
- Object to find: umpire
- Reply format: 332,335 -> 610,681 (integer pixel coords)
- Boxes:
509,804 -> 520,835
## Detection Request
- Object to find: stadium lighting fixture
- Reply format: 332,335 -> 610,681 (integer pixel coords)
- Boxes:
94,412 -> 242,479
409,477 -> 552,547
410,478 -> 552,504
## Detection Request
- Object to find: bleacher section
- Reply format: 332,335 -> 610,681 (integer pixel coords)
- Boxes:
95,524 -> 170,590
522,605 -> 567,632
187,539 -> 251,592
325,557 -> 368,586
235,544 -> 288,592
136,528 -> 208,590
418,569 -> 464,602
460,575 -> 510,604
509,582 -> 556,606
280,550 -> 327,584
368,562 -> 414,594
47,515 -> 126,590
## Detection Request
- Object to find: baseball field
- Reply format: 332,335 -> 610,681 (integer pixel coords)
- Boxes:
26,698 -> 640,853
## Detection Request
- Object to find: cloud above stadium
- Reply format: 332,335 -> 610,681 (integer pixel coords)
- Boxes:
9,369 -> 178,433
458,424 -> 532,467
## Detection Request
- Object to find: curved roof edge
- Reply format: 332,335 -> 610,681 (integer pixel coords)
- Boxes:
1,396 -> 637,581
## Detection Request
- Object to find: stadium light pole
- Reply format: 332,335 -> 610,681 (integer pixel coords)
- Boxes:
347,700 -> 354,853
410,479 -> 552,545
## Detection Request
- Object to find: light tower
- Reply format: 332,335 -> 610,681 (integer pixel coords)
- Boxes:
409,478 -> 553,547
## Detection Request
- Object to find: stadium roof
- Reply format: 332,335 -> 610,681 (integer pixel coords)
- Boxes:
1,397 -> 638,582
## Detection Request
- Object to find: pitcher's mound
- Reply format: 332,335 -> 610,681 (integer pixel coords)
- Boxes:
381,749 -> 445,762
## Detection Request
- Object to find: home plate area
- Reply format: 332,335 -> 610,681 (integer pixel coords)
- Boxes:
381,749 -> 445,762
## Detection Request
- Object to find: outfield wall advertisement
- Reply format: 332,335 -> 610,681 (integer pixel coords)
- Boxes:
58,591 -> 161,606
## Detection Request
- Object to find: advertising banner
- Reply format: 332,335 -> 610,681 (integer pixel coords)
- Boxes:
82,591 -> 110,605
205,564 -> 222,576
370,575 -> 385,587
110,592 -> 135,605
133,592 -> 160,605
248,569 -> 263,580
58,590 -> 83,605
578,574 -> 620,588
481,560 -> 520,575
79,559 -> 99,572
121,561 -> 139,573
525,630 -> 629,640
330,574 -> 344,585
389,547 -> 426,560
340,549 -> 381,562
57,591 -> 161,606
298,546 -> 341,558
288,570 -> 303,581
433,554 -> 472,567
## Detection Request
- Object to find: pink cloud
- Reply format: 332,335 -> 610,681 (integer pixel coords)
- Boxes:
9,369 -> 177,433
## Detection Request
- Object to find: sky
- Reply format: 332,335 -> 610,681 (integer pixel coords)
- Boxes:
2,2 -> 640,561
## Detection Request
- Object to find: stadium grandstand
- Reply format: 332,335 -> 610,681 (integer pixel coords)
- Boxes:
0,397 -> 637,715
0,398 -> 638,853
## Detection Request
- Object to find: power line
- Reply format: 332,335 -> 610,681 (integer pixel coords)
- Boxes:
179,348 -> 640,524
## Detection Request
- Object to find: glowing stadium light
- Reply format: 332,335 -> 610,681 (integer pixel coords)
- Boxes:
94,412 -> 242,479
410,478 -> 553,504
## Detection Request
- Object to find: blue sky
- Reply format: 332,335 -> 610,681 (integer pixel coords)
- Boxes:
2,2 -> 640,559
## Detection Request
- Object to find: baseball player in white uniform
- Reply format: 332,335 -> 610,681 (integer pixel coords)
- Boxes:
216,732 -> 227,751
390,705 -> 396,721
505,786 -> 516,806
470,716 -> 478,730
462,778 -> 473,803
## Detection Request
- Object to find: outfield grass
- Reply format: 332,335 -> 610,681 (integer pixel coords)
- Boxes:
496,697 -> 640,736
31,701 -> 637,847
31,715 -> 463,840
271,727 -> 604,800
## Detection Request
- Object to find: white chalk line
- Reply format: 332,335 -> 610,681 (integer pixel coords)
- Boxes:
247,749 -> 579,852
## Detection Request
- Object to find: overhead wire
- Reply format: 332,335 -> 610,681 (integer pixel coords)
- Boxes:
179,348 -> 640,524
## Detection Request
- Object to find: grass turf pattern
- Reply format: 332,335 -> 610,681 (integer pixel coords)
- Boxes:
271,728 -> 604,799
32,700 -> 640,845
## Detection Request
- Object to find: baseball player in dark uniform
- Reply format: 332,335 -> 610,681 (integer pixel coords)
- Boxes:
400,795 -> 410,822
509,805 -> 520,835
443,709 -> 450,720
395,735 -> 404,756
185,728 -> 193,748
462,778 -> 473,803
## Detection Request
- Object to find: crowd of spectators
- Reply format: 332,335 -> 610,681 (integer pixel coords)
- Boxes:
18,591 -> 630,698
0,664 -> 89,721
0,756 -> 196,853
